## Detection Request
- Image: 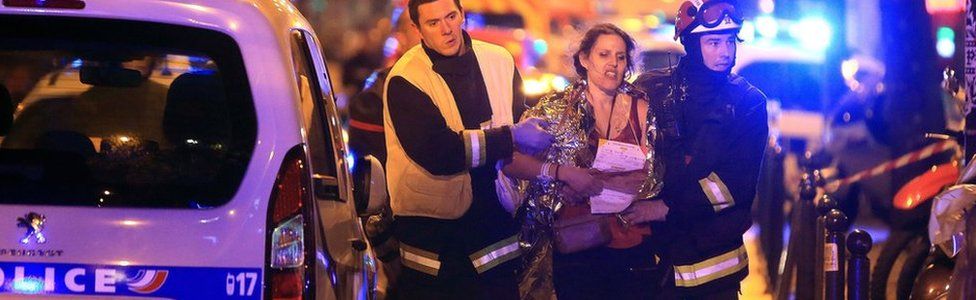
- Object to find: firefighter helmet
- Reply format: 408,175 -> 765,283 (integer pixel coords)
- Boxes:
674,0 -> 743,40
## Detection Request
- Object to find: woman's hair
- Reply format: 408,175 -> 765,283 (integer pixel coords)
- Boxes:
572,23 -> 638,79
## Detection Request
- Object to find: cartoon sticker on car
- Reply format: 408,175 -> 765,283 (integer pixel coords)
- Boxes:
16,212 -> 46,244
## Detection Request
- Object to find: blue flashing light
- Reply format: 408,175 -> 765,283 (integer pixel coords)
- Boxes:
383,36 -> 399,60
12,277 -> 44,294
71,59 -> 83,69
465,13 -> 485,29
345,150 -> 356,172
755,15 -> 779,39
187,56 -> 212,74
533,39 -> 548,56
362,71 -> 380,90
390,7 -> 404,25
790,17 -> 833,52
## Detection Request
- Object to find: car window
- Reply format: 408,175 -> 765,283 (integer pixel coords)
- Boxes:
738,61 -> 823,111
0,16 -> 256,208
289,31 -> 340,188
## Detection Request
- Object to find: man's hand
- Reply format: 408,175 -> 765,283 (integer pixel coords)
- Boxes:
620,200 -> 669,224
512,117 -> 553,154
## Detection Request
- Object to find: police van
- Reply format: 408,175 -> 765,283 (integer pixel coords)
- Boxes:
0,0 -> 387,299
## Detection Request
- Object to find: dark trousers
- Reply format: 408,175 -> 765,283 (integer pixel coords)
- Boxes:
395,266 -> 519,300
659,287 -> 739,300
552,244 -> 661,300
553,264 -> 659,300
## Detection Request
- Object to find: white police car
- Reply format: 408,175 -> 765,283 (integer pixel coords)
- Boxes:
0,0 -> 387,299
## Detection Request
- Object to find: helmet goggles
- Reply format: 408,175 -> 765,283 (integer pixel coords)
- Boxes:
675,0 -> 744,40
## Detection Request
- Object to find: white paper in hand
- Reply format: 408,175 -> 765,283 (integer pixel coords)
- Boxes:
590,139 -> 646,214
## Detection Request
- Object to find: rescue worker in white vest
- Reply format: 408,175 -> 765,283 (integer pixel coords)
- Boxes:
634,0 -> 768,298
382,0 -> 561,298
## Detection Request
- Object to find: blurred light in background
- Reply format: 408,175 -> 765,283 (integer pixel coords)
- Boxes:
841,58 -> 859,82
936,26 -> 956,58
522,73 -> 571,97
789,17 -> 832,52
644,15 -> 661,29
533,39 -> 549,55
739,21 -> 756,43
759,0 -> 775,14
841,58 -> 860,91
622,17 -> 644,33
552,76 -> 570,91
466,12 -> 486,29
655,24 -> 677,37
513,29 -> 527,41
755,15 -> 779,39
390,7 -> 404,25
925,0 -> 965,14
383,36 -> 399,59
523,78 -> 550,97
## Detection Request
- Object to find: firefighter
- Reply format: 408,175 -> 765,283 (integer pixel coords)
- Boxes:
633,0 -> 769,298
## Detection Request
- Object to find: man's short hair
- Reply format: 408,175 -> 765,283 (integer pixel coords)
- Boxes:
407,0 -> 462,25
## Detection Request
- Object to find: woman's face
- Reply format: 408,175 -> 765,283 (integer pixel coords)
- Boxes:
581,34 -> 628,95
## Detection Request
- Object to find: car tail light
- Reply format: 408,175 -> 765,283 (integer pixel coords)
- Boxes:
271,215 -> 305,268
3,0 -> 86,9
267,146 -> 312,300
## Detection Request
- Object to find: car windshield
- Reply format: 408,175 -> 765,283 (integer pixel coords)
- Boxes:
0,16 -> 256,209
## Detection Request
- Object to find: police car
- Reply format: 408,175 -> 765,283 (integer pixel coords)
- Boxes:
0,0 -> 387,299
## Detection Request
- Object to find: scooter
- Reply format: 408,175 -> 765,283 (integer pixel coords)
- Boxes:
908,69 -> 974,300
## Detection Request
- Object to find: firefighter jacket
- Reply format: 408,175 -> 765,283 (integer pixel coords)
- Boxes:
635,67 -> 768,295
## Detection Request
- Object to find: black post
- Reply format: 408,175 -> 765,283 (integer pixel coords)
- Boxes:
824,209 -> 850,300
815,188 -> 838,300
759,145 -> 786,286
847,229 -> 872,300
796,171 -> 818,300
775,196 -> 802,300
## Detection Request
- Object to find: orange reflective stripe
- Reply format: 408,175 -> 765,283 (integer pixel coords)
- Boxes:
349,119 -> 384,133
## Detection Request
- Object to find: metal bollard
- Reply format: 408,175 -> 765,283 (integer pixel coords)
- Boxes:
758,145 -> 786,286
775,170 -> 818,300
815,192 -> 838,300
797,171 -> 818,299
846,229 -> 872,300
824,209 -> 849,300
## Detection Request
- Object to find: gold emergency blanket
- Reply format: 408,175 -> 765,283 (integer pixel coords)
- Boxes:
517,80 -> 663,299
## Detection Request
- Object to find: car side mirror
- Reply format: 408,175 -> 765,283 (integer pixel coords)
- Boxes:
352,155 -> 388,216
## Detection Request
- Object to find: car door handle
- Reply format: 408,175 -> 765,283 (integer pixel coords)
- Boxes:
313,173 -> 342,200
349,238 -> 367,252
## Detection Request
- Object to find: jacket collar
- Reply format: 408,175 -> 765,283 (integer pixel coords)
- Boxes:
422,31 -> 477,75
